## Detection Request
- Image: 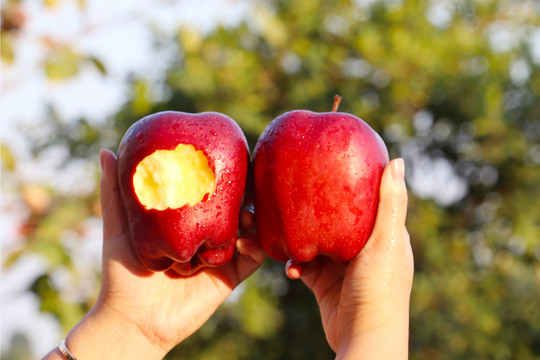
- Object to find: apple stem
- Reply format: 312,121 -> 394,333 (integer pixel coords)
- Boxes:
332,95 -> 342,112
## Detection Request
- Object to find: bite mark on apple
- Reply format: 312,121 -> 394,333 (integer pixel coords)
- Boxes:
133,144 -> 216,210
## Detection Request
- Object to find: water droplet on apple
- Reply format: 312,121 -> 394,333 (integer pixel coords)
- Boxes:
136,132 -> 143,140
196,221 -> 202,229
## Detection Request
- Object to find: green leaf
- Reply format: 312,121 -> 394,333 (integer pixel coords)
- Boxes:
131,80 -> 152,115
1,144 -> 16,171
1,32 -> 14,64
44,48 -> 80,81
88,56 -> 107,75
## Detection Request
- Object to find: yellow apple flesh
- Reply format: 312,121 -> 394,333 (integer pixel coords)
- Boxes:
133,144 -> 215,210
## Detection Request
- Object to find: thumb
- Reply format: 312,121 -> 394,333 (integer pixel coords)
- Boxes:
369,158 -> 408,248
99,149 -> 128,242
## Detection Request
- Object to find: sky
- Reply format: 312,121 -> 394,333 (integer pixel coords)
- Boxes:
1,0 -> 251,357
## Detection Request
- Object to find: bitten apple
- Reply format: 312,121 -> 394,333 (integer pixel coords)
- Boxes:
253,96 -> 389,263
117,111 -> 249,276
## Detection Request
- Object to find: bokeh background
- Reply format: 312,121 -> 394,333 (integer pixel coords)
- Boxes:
1,0 -> 539,359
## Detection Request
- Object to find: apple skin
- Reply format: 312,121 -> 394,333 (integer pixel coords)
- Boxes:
252,109 -> 389,263
117,111 -> 249,276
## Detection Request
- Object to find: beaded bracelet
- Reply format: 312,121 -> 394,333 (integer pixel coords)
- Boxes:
59,339 -> 77,360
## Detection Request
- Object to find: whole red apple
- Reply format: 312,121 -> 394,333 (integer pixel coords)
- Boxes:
117,111 -> 249,276
253,96 -> 389,263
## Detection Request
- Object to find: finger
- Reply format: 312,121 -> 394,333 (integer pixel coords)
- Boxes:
242,165 -> 254,207
285,260 -> 304,280
236,236 -> 267,265
206,236 -> 266,291
239,207 -> 256,236
369,158 -> 408,247
100,149 -> 128,242
299,257 -> 347,302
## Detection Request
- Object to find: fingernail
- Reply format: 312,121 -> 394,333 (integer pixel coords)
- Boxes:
392,158 -> 405,181
236,237 -> 245,250
237,236 -> 254,249
285,259 -> 303,279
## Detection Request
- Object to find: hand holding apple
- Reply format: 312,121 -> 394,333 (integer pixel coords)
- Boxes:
253,96 -> 389,264
40,148 -> 265,360
295,159 -> 413,359
117,111 -> 249,276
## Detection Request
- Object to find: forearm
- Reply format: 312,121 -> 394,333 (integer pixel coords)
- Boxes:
42,305 -> 168,360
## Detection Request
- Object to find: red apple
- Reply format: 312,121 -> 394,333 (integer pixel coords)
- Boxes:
252,96 -> 389,263
117,111 -> 249,276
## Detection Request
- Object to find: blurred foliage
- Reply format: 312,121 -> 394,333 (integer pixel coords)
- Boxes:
2,0 -> 540,359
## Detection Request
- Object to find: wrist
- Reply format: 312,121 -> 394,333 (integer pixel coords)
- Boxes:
64,304 -> 169,360
336,326 -> 409,360
336,301 -> 410,360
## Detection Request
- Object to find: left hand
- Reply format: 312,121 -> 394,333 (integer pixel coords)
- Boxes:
57,149 -> 265,360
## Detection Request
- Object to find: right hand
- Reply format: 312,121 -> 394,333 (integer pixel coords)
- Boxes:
287,158 -> 414,359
